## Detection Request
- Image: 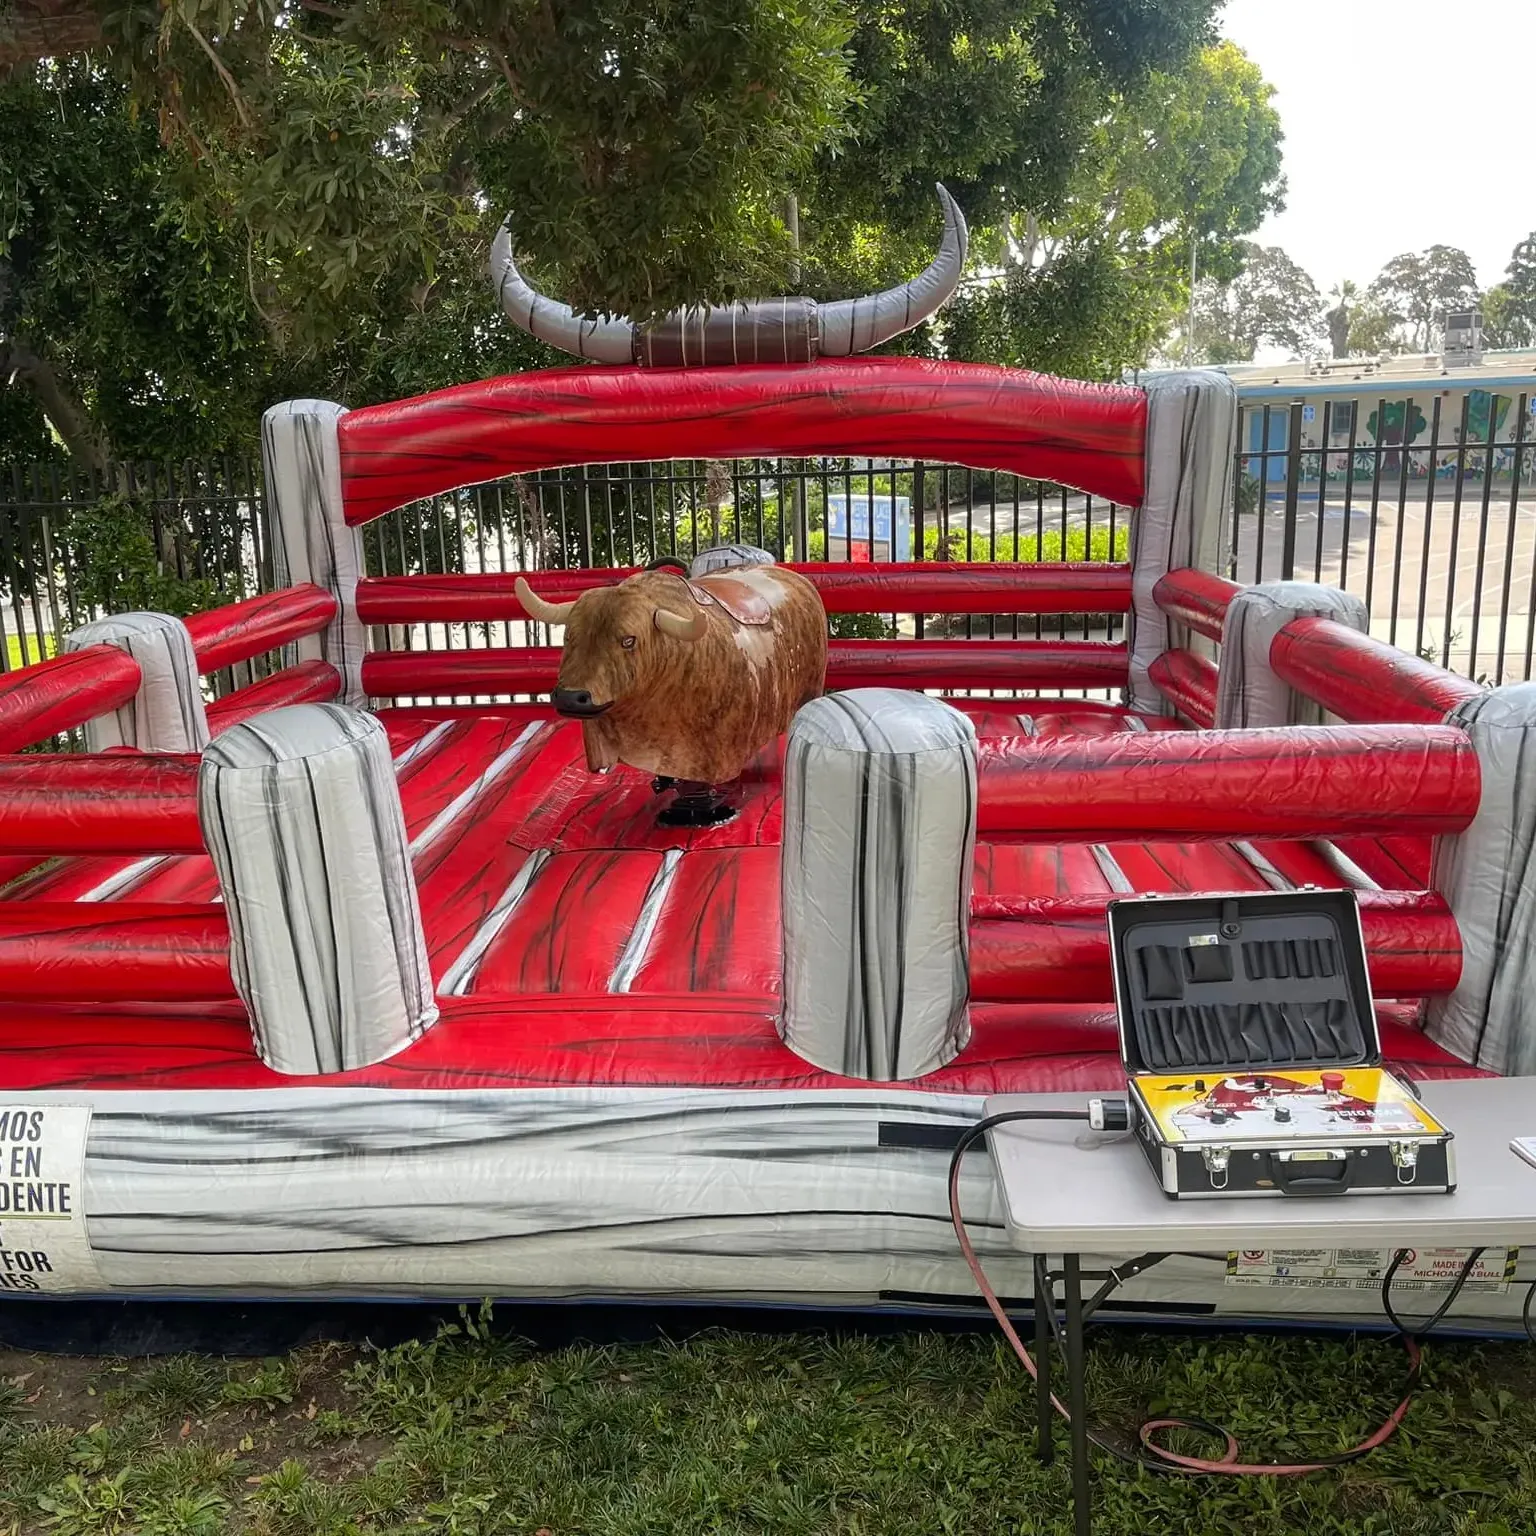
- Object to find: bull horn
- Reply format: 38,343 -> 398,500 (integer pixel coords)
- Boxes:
490,225 -> 635,364
816,184 -> 969,354
514,576 -> 577,625
653,602 -> 708,642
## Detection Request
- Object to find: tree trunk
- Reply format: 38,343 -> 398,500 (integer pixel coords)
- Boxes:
1327,303 -> 1350,359
1,338 -> 114,473
0,0 -> 102,68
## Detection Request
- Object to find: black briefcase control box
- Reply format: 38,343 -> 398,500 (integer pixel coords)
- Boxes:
1106,889 -> 1455,1200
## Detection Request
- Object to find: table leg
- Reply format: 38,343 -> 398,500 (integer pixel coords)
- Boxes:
1063,1252 -> 1091,1536
1033,1252 -> 1053,1465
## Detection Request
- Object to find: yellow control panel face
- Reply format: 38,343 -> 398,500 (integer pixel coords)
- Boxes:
1134,1068 -> 1447,1145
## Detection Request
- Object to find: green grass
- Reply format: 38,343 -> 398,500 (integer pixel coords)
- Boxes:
2,1315 -> 1535,1535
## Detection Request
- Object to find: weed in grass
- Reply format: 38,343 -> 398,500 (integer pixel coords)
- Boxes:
0,1423 -> 77,1521
67,1414 -> 158,1475
250,1460 -> 361,1536
35,1470 -> 134,1536
137,1489 -> 231,1536
128,1357 -> 225,1422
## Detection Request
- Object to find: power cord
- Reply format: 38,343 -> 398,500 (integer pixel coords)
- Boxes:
950,1106 -> 1492,1478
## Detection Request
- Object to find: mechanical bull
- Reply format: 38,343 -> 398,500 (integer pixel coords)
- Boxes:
514,561 -> 829,792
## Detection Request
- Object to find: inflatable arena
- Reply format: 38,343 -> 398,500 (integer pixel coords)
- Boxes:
0,191 -> 1531,1330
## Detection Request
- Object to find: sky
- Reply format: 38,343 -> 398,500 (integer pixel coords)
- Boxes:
1217,0 -> 1534,296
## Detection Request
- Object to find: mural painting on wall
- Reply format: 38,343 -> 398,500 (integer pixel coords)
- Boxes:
1465,389 -> 1512,444
1365,400 -> 1427,476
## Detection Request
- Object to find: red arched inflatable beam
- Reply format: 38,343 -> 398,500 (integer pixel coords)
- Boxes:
336,358 -> 1148,527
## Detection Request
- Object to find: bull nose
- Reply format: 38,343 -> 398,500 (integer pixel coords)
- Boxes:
553,687 -> 611,718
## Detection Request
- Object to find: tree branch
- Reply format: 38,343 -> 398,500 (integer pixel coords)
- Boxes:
0,0 -> 101,69
180,18 -> 254,128
431,72 -> 503,140
487,46 -> 531,109
1,336 -> 113,471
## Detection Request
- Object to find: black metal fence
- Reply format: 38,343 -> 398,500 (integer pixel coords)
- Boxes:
4,384 -> 1535,687
361,459 -> 1131,657
1234,394 -> 1536,683
0,458 -> 273,694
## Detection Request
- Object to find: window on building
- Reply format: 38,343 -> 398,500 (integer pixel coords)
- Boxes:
1329,400 -> 1356,439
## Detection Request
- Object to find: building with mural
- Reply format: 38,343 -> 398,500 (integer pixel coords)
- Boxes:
1214,323 -> 1536,486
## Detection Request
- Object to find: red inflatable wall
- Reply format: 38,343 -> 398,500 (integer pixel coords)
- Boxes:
336,358 -> 1147,527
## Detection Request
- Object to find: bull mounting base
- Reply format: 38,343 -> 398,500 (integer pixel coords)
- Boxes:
653,778 -> 738,828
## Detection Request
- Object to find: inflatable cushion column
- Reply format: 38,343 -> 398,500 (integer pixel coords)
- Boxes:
1426,682 -> 1536,1074
63,611 -> 210,754
1127,370 -> 1238,715
1216,581 -> 1369,729
780,688 -> 977,1080
261,400 -> 367,704
197,703 -> 437,1075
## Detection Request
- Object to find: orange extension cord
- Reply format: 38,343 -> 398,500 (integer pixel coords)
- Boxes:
947,1111 -> 1482,1476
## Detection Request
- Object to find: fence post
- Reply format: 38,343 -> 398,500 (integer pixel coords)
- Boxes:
1280,398 -> 1304,581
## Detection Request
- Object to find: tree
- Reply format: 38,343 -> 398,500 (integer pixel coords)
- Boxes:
5,1 -> 1254,464
1368,245 -> 1480,353
1187,243 -> 1322,363
1483,234 -> 1536,349
940,39 -> 1286,379
7,1 -> 859,336
805,0 -> 1221,245
1325,280 -> 1357,359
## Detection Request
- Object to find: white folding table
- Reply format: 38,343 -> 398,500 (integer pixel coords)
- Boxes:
984,1077 -> 1536,1536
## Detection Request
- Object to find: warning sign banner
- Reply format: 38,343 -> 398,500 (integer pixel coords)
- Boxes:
0,1106 -> 102,1293
1225,1246 -> 1518,1292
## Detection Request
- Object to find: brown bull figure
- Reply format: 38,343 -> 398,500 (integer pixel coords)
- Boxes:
515,563 -> 828,787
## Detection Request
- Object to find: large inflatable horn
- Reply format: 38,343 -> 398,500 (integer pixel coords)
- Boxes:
490,184 -> 968,368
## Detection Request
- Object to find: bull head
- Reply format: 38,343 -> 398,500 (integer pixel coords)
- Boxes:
515,575 -> 709,718
490,185 -> 968,367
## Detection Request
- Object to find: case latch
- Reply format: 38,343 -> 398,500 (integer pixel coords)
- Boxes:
1201,1145 -> 1232,1189
1390,1139 -> 1420,1184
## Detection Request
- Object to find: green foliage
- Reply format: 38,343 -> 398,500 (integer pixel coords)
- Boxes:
62,495 -> 222,617
0,62 -> 276,466
1189,242 -> 1324,363
99,0 -> 859,322
3,1 -> 1262,476
1368,245 -> 1481,354
922,524 -> 1129,563
943,241 -> 1178,380
809,0 -> 1221,242
941,40 -> 1285,379
1483,234 -> 1536,349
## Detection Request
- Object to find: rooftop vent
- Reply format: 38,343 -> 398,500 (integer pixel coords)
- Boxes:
1442,310 -> 1484,369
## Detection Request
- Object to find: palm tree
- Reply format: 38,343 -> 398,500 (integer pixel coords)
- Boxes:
1326,281 -> 1358,359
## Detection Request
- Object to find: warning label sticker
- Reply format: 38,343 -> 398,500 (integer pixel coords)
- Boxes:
0,1106 -> 102,1293
1225,1247 -> 1518,1291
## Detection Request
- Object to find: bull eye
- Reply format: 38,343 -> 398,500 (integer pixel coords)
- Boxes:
620,634 -> 637,650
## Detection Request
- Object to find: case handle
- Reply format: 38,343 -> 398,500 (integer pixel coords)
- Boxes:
1269,1149 -> 1355,1196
